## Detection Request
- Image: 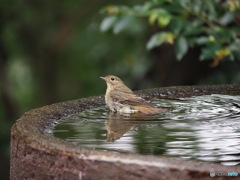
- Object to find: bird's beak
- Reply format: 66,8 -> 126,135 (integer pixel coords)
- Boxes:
100,76 -> 106,81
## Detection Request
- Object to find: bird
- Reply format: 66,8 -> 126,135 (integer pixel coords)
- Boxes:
100,75 -> 166,114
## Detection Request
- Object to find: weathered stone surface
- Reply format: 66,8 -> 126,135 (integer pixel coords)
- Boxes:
10,85 -> 240,180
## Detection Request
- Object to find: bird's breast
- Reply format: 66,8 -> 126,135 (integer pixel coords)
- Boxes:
105,94 -> 138,113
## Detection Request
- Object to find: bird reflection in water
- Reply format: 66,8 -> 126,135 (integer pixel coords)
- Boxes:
105,111 -> 158,142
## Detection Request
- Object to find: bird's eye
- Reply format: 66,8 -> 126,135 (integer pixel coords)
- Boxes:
111,77 -> 115,81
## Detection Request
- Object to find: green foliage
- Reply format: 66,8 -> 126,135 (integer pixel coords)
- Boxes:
146,32 -> 175,49
0,1 -> 150,178
101,0 -> 240,64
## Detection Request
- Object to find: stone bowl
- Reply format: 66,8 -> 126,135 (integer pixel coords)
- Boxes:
10,85 -> 240,180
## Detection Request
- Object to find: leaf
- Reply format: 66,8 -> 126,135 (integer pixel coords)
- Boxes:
199,44 -> 220,60
144,0 -> 173,11
183,19 -> 203,36
178,0 -> 191,9
147,33 -> 166,50
211,48 -> 231,67
157,13 -> 171,27
170,17 -> 185,35
132,5 -> 148,16
113,16 -> 138,34
192,0 -> 201,14
219,12 -> 234,25
175,37 -> 188,60
195,36 -> 210,45
202,1 -> 217,20
215,48 -> 231,58
146,32 -> 174,50
229,42 -> 240,52
100,16 -> 117,32
148,12 -> 159,25
148,9 -> 171,27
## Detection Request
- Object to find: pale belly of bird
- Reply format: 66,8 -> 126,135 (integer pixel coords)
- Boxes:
115,102 -> 138,113
106,100 -> 138,113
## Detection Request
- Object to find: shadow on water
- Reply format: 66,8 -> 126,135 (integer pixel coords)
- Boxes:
52,94 -> 240,166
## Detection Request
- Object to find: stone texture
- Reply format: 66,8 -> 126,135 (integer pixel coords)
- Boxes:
10,85 -> 240,180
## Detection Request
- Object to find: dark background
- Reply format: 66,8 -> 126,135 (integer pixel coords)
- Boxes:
1,1 -> 239,179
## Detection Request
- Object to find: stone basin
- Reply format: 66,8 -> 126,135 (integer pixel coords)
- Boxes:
10,85 -> 240,180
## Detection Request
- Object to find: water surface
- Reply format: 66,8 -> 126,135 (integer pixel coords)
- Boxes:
51,94 -> 240,166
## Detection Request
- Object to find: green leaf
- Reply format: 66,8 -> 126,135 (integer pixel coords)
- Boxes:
132,5 -> 148,16
144,0 -> 173,11
192,0 -> 201,14
100,16 -> 117,32
183,20 -> 203,36
229,43 -> 240,59
146,32 -> 174,50
148,9 -> 171,27
147,33 -> 166,50
170,18 -> 185,35
204,1 -> 217,20
219,12 -> 234,25
175,37 -> 188,60
199,44 -> 220,60
178,0 -> 191,9
195,36 -> 210,45
149,13 -> 159,25
113,16 -> 138,34
157,13 -> 171,27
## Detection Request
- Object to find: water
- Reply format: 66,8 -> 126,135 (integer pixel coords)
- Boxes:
50,94 -> 240,166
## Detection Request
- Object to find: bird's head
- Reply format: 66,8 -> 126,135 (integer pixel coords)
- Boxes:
100,75 -> 125,89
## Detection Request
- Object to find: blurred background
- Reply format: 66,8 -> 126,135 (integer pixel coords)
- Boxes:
1,0 -> 240,179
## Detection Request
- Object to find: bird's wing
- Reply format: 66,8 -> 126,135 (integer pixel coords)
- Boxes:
110,91 -> 154,108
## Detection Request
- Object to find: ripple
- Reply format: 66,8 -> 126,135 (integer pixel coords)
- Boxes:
51,94 -> 240,166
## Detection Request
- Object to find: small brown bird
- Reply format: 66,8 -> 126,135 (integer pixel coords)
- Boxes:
100,75 -> 166,114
